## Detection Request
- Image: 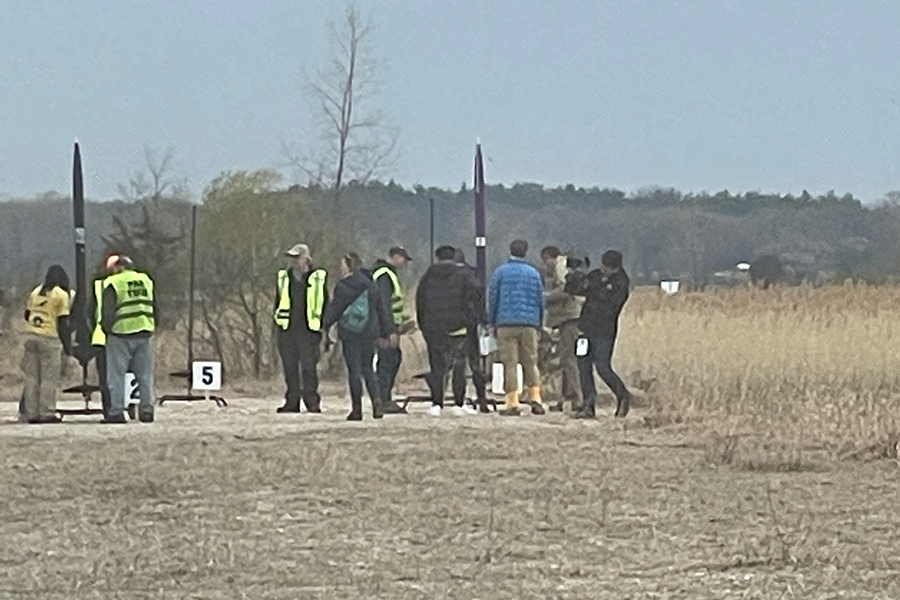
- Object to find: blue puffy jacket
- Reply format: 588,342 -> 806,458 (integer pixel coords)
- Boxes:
489,258 -> 544,327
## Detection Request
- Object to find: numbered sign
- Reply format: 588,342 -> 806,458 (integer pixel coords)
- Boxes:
660,280 -> 680,294
576,337 -> 590,357
124,372 -> 140,406
192,361 -> 222,391
491,363 -> 523,395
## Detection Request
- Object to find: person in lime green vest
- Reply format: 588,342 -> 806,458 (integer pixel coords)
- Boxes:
88,254 -> 120,419
101,255 -> 157,424
274,243 -> 329,413
371,246 -> 411,414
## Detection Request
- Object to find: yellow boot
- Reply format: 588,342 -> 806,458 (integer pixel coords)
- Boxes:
528,386 -> 545,415
499,391 -> 521,416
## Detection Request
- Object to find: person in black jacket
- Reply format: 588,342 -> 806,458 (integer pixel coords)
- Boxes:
322,253 -> 396,421
416,246 -> 480,416
452,248 -> 489,412
565,250 -> 632,419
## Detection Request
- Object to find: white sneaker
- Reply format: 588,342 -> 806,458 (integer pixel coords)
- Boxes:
428,405 -> 442,417
452,405 -> 478,416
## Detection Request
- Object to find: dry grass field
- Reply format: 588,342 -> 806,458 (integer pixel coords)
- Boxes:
2,285 -> 900,599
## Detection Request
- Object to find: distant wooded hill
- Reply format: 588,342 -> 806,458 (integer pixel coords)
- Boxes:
1,182 -> 897,290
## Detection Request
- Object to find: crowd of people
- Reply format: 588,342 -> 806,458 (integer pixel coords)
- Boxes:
15,239 -> 633,424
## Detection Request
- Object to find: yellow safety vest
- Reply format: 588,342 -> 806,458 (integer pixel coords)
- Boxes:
274,268 -> 326,332
107,270 -> 156,335
373,266 -> 404,325
91,278 -> 106,346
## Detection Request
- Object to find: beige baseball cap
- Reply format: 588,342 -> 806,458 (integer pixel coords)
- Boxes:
285,243 -> 311,259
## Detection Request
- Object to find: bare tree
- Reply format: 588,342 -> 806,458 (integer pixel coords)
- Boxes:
289,4 -> 399,215
118,146 -> 189,204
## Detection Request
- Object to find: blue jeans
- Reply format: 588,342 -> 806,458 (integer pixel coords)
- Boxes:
578,336 -> 630,403
342,334 -> 380,415
106,335 -> 155,419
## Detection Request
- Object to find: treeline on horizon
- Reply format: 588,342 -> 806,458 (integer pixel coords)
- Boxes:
1,179 -> 898,291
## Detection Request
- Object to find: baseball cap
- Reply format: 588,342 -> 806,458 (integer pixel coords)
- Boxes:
389,246 -> 413,261
285,243 -> 311,259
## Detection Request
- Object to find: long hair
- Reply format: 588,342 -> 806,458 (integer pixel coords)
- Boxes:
41,264 -> 70,295
342,252 -> 363,273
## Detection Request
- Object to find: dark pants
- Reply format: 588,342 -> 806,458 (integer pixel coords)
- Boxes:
424,332 -> 468,407
578,336 -> 630,404
376,346 -> 402,406
95,346 -> 111,418
452,328 -> 487,403
277,330 -> 322,410
341,334 -> 380,415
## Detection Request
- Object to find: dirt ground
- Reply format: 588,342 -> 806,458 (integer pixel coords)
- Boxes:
1,386 -> 899,600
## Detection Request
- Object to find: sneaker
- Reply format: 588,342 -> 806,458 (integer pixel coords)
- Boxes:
276,404 -> 300,414
101,414 -> 128,424
461,404 -> 479,415
549,402 -> 564,413
381,401 -> 408,414
451,405 -> 478,416
346,412 -> 362,421
126,404 -> 137,420
139,413 -> 154,423
28,415 -> 61,424
574,405 -> 596,420
615,395 -> 631,418
530,403 -> 546,416
498,407 -> 521,417
428,405 -> 442,417
372,402 -> 384,420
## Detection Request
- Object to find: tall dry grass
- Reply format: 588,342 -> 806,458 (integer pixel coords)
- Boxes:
616,283 -> 900,457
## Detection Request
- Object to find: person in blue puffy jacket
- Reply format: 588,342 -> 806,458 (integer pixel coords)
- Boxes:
488,240 -> 545,416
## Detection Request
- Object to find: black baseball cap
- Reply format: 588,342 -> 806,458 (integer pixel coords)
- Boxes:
389,246 -> 413,261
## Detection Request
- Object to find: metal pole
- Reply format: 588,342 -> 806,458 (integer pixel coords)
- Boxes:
187,204 -> 197,366
429,197 -> 435,264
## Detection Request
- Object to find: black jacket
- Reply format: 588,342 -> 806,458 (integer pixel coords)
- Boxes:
565,268 -> 630,339
322,270 -> 393,340
457,261 -> 486,326
416,261 -> 478,336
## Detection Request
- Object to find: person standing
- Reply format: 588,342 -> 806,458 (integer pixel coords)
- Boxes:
274,243 -> 329,413
565,250 -> 633,419
540,246 -> 585,412
88,255 -> 119,419
416,246 -> 480,416
452,248 -> 489,413
322,253 -> 396,420
372,246 -> 413,414
102,256 -> 156,424
488,240 -> 545,416
20,265 -> 72,424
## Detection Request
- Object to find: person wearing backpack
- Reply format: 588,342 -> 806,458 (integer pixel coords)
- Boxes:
322,253 -> 397,420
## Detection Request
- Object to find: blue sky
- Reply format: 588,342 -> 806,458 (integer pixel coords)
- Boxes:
2,0 -> 899,202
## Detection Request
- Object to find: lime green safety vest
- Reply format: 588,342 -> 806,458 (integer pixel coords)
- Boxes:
107,270 -> 156,335
275,269 -> 326,332
373,266 -> 404,325
91,278 -> 106,346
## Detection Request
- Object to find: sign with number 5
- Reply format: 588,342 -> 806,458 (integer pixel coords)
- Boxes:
192,361 -> 222,391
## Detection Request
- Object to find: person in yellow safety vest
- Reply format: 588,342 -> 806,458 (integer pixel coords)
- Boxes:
371,246 -> 411,414
101,255 -> 157,424
274,243 -> 329,414
88,254 -> 121,419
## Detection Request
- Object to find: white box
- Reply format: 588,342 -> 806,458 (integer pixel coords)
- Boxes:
491,363 -> 523,394
192,361 -> 223,391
